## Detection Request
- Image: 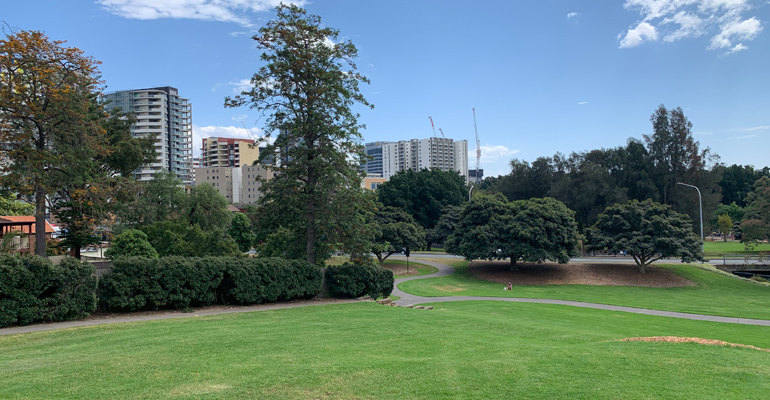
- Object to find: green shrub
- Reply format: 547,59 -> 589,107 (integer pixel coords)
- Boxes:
99,257 -> 322,311
221,258 -> 321,304
0,255 -> 96,327
326,262 -> 394,299
105,229 -> 159,259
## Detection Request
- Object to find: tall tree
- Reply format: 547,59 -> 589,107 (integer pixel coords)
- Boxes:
225,4 -> 373,265
378,168 -> 466,232
644,105 -> 721,228
716,164 -> 769,207
0,30 -> 103,255
0,193 -> 33,216
228,212 -> 257,252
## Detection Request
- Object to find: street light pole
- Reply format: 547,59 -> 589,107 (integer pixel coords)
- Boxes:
676,182 -> 704,253
469,185 -> 475,202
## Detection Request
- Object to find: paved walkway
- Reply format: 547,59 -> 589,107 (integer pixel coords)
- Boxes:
392,259 -> 770,327
3,259 -> 769,336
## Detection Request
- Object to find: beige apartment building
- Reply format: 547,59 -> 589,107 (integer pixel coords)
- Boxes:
201,137 -> 259,168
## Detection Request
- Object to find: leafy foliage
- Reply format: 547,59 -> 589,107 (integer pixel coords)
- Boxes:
0,30 -> 104,255
0,193 -> 33,216
378,168 -> 467,231
105,229 -> 158,259
225,4 -> 373,265
141,220 -> 241,258
99,257 -> 321,311
741,176 -> 770,245
586,200 -> 704,272
228,213 -> 256,252
446,194 -> 579,269
717,214 -> 733,241
0,255 -> 96,327
371,206 -> 426,265
716,164 -> 769,207
325,261 -> 394,299
426,205 -> 461,249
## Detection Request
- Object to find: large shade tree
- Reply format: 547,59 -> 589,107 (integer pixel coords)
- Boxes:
225,4 -> 374,265
586,199 -> 703,273
446,194 -> 579,270
741,176 -> 770,246
0,30 -> 104,255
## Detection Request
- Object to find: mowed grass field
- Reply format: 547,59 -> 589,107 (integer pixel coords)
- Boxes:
2,301 -> 770,399
382,259 -> 438,278
400,260 -> 770,320
704,241 -> 770,256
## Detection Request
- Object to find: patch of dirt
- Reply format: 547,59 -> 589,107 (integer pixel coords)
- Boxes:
469,261 -> 695,287
383,264 -> 419,276
431,285 -> 466,292
620,336 -> 769,352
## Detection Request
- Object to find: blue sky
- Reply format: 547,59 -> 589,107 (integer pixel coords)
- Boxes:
4,0 -> 769,177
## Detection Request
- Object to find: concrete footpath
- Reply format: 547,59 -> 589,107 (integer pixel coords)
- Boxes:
391,259 -> 770,327
2,258 -> 769,336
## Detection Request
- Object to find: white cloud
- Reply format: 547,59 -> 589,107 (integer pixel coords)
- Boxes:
473,145 -> 521,164
230,78 -> 254,94
97,0 -> 306,27
619,0 -> 763,54
738,125 -> 770,132
740,133 -> 758,138
723,42 -> 749,54
708,17 -> 763,49
231,114 -> 249,122
577,101 -> 588,105
192,124 -> 264,156
567,12 -> 580,19
619,21 -> 659,48
661,11 -> 707,41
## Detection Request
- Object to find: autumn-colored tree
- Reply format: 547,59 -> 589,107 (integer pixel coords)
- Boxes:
0,30 -> 103,256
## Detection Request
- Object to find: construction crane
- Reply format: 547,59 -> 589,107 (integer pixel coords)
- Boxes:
472,108 -> 481,182
438,128 -> 446,139
428,116 -> 439,138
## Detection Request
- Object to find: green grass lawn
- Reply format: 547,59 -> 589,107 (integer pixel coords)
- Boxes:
383,259 -> 439,278
2,301 -> 770,399
398,259 -> 770,320
704,240 -> 770,256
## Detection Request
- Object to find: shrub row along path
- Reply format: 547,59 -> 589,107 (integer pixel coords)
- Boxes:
3,258 -> 770,336
391,258 -> 770,327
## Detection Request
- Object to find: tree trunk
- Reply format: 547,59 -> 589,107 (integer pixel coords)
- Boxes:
639,262 -> 647,274
34,183 -> 46,257
510,256 -> 518,272
306,169 -> 317,266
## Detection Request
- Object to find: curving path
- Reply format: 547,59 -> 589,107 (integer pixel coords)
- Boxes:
3,260 -> 769,336
392,259 -> 770,327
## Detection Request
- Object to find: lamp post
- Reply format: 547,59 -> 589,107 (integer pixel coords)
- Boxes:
469,184 -> 475,202
676,182 -> 704,253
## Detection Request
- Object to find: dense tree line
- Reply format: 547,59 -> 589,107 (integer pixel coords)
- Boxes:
484,105 -> 768,234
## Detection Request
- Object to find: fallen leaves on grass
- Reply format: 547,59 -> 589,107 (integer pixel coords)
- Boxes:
620,336 -> 769,352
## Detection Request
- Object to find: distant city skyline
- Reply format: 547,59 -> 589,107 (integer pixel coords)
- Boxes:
4,1 -> 768,177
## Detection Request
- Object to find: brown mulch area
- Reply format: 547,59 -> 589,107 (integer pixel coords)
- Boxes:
469,261 -> 696,287
620,336 -> 770,352
382,264 -> 419,276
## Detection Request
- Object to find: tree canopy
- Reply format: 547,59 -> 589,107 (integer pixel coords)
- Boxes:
105,229 -> 159,259
0,30 -> 104,255
586,200 -> 703,272
378,168 -> 467,233
225,4 -> 374,265
741,176 -> 770,245
371,206 -> 426,265
446,194 -> 579,270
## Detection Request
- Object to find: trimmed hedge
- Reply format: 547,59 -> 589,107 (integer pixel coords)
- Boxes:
99,257 -> 322,311
0,255 -> 97,327
326,262 -> 395,299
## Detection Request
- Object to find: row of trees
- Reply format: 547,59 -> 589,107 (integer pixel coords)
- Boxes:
0,30 -> 155,257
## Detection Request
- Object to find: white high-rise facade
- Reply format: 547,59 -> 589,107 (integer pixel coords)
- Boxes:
382,137 -> 468,181
102,86 -> 193,184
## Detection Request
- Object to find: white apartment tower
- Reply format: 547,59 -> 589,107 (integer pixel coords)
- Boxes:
382,137 -> 468,181
102,86 -> 193,184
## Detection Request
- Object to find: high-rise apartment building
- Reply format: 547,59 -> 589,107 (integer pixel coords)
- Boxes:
201,137 -> 259,168
361,141 -> 391,176
102,86 -> 193,184
381,137 -> 468,181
